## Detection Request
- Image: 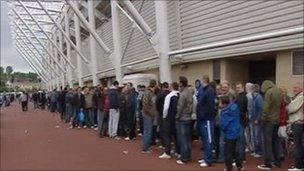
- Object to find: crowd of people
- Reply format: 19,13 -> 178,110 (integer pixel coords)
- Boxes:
21,76 -> 303,171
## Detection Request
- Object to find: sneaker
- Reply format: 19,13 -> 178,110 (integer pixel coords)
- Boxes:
124,137 -> 130,141
159,153 -> 171,159
93,127 -> 98,131
138,133 -> 142,136
158,145 -> 164,149
114,136 -> 121,140
90,126 -> 94,129
251,152 -> 256,156
176,160 -> 185,165
77,126 -> 81,129
254,154 -> 262,158
141,150 -> 152,154
83,125 -> 87,128
175,153 -> 181,158
198,159 -> 205,164
200,162 -> 211,167
288,167 -> 304,171
257,164 -> 271,170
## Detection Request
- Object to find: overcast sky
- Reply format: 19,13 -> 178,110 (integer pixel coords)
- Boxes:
1,1 -> 33,73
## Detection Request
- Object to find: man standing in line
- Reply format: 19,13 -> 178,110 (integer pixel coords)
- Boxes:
142,79 -> 158,153
257,80 -> 282,170
108,81 -> 120,139
197,75 -> 216,167
176,76 -> 193,165
235,82 -> 248,163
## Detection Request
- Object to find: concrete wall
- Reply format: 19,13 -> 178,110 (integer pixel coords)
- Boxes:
276,50 -> 304,95
142,60 -> 213,86
220,59 -> 249,87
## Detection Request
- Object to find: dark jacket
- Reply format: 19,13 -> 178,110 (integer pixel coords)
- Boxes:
235,91 -> 248,126
166,95 -> 178,122
93,90 -> 103,110
156,90 -> 170,118
73,92 -> 85,109
220,102 -> 241,140
142,88 -> 157,118
197,84 -> 216,121
108,86 -> 119,109
65,91 -> 74,105
176,87 -> 193,121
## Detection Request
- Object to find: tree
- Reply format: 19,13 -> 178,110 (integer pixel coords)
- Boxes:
5,66 -> 13,75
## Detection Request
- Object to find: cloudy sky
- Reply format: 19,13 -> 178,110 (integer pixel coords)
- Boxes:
1,1 -> 33,72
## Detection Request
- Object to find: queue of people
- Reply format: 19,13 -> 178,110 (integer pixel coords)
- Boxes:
28,77 -> 303,171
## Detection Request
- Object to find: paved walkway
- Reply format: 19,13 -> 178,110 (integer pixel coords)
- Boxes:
1,102 -> 290,170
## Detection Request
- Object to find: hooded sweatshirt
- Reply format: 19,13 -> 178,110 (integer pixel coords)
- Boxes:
261,80 -> 281,124
220,102 -> 241,140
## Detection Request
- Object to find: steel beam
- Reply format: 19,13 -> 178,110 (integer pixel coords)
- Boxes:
155,1 -> 172,83
15,46 -> 48,82
111,0 -> 123,84
17,0 -> 76,69
14,36 -> 54,76
15,3 -> 61,13
15,41 -> 51,81
88,0 -> 98,86
12,21 -> 61,76
12,11 -> 66,73
35,0 -> 90,64
119,0 -> 154,37
74,2 -> 84,87
64,6 -> 73,87
66,0 -> 111,53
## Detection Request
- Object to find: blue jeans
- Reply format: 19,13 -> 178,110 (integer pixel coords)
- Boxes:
84,108 -> 94,127
219,130 -> 225,161
176,120 -> 192,163
236,125 -> 246,161
263,123 -> 280,167
142,114 -> 153,151
292,123 -> 304,169
199,120 -> 214,165
249,122 -> 263,155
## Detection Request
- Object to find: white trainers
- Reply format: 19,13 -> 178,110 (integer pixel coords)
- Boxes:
124,137 -> 130,141
254,154 -> 262,158
198,159 -> 205,164
114,136 -> 121,140
93,127 -> 98,131
176,160 -> 185,165
288,167 -> 304,171
199,162 -> 210,167
83,125 -> 87,128
159,153 -> 171,159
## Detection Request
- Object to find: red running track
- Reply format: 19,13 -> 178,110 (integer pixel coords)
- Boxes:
1,102 -> 291,170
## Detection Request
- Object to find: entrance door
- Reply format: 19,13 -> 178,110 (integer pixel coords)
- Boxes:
249,59 -> 276,85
